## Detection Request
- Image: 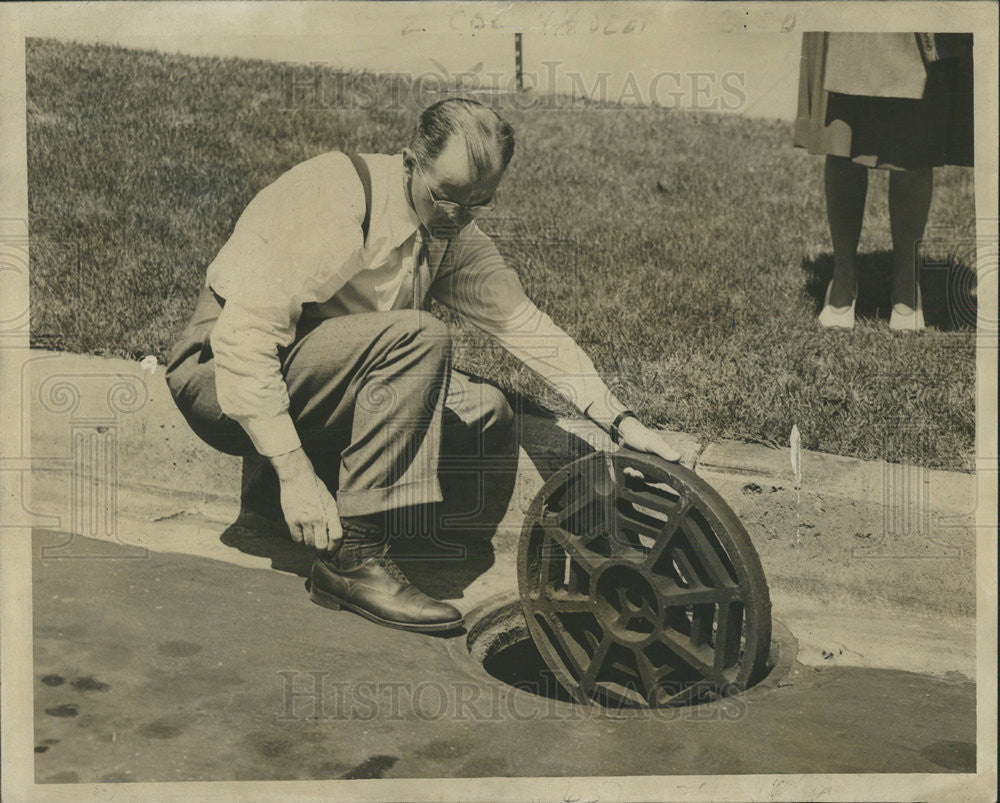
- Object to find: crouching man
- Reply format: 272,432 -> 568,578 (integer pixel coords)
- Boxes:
166,98 -> 679,634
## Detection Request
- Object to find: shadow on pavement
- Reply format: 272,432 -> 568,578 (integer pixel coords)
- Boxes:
514,401 -> 598,482
385,397 -> 599,600
217,395 -> 598,600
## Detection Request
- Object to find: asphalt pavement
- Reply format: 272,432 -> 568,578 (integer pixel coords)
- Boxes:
32,530 -> 976,782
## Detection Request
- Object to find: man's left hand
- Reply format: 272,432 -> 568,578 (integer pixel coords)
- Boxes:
616,416 -> 681,462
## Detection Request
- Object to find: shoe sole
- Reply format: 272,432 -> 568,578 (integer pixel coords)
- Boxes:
309,583 -> 464,633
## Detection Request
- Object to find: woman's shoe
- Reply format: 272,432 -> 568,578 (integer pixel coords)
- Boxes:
818,280 -> 856,329
890,287 -> 925,332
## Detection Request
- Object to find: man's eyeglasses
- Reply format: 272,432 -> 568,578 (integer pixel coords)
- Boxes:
417,167 -> 495,217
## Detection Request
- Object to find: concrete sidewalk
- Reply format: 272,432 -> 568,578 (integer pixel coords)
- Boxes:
21,349 -> 980,678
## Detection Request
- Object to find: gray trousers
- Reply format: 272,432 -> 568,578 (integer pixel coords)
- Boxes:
165,287 -> 513,517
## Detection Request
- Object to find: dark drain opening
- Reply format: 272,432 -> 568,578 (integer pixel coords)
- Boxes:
482,637 -> 577,704
467,599 -> 785,709
466,599 -> 574,703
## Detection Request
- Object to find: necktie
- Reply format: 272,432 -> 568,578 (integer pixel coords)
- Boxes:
412,229 -> 429,310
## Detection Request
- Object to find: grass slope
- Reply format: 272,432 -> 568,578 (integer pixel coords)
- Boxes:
26,38 -> 977,469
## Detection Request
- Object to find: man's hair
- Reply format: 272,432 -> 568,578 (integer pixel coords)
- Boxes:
409,98 -> 515,178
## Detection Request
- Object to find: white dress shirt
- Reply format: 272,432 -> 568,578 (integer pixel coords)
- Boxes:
207,151 -> 621,456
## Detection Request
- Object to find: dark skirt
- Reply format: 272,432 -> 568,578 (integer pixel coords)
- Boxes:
793,32 -> 974,169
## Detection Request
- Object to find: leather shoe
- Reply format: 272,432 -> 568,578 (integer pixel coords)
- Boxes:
309,550 -> 463,633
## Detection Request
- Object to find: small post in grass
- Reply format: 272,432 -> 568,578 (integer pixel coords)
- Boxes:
790,425 -> 802,544
515,32 -> 523,91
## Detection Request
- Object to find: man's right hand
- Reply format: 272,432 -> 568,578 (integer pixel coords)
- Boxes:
269,448 -> 342,551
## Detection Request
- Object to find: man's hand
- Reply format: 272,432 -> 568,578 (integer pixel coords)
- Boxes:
270,448 -> 343,551
616,416 -> 681,463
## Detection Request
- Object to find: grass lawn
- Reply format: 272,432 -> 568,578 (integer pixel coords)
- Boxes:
26,38 -> 978,470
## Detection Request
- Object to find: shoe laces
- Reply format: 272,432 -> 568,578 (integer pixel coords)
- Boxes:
372,551 -> 410,585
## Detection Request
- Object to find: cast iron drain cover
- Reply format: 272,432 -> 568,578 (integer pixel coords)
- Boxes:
517,449 -> 772,708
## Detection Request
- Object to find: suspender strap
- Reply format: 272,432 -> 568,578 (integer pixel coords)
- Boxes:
346,152 -> 372,245
210,153 -> 372,306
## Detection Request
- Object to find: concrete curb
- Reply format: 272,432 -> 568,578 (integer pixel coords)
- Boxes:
24,349 -> 241,502
22,349 -> 975,513
697,439 -> 974,517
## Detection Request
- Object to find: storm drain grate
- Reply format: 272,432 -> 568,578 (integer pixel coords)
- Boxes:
457,449 -> 781,709
516,450 -> 774,708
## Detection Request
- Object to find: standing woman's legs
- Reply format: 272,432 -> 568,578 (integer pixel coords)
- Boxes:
888,167 -> 933,311
824,155 -> 869,307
